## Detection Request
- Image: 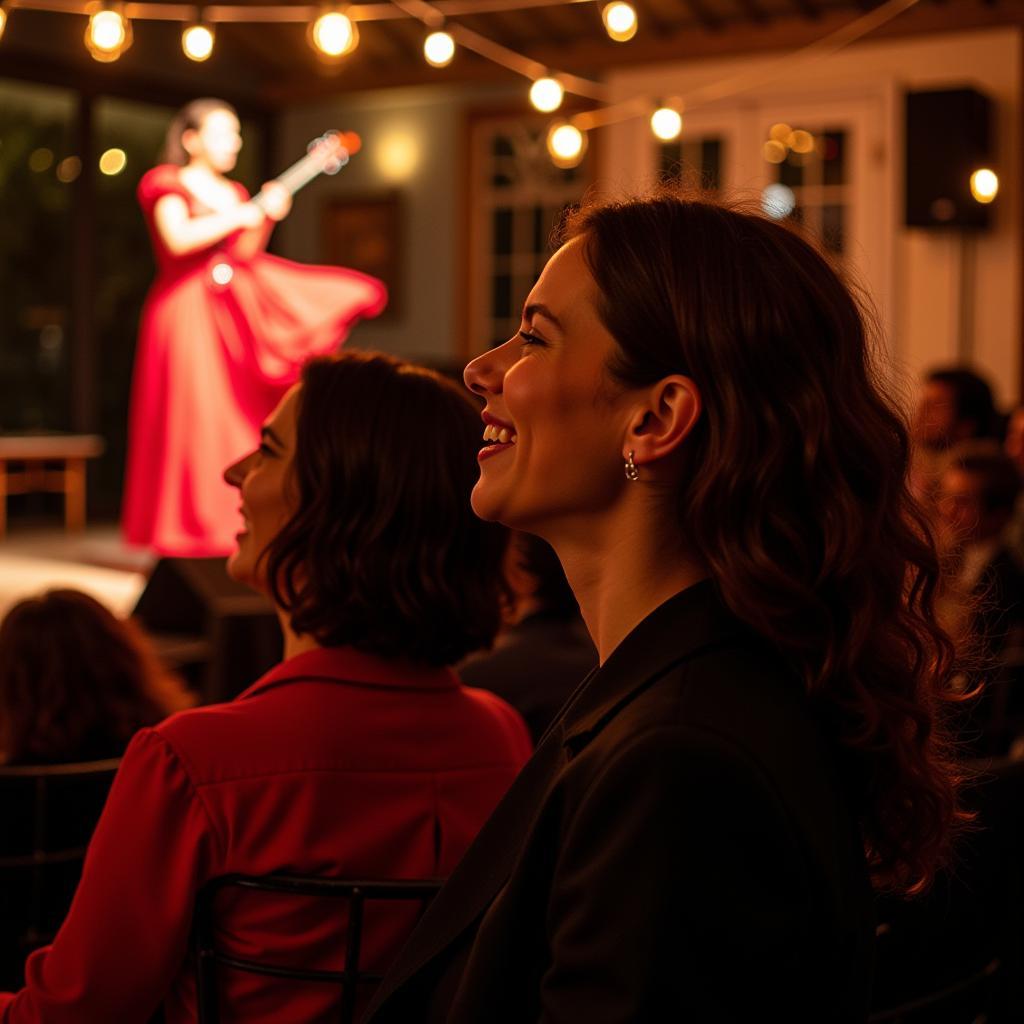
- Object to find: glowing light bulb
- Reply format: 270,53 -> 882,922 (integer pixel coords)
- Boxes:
86,7 -> 131,62
762,183 -> 796,220
0,6 -> 8,42
423,30 -> 455,67
762,140 -> 787,164
310,10 -> 358,58
650,107 -> 682,142
530,77 -> 564,114
57,156 -> 82,183
602,2 -> 637,42
768,123 -> 791,143
970,168 -> 998,204
99,148 -> 127,175
182,22 -> 215,62
788,129 -> 815,154
547,122 -> 586,169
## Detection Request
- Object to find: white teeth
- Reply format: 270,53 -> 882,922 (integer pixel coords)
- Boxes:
482,423 -> 518,444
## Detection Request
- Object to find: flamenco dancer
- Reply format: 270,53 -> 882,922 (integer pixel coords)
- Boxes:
123,98 -> 386,556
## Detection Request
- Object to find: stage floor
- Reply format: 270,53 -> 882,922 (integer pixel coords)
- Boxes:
0,524 -> 155,619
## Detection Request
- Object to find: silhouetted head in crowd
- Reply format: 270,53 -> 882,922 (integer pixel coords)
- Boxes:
916,367 -> 998,452
224,350 -> 508,666
465,190 -> 966,894
0,590 -> 193,765
503,531 -> 580,624
938,441 -> 1021,547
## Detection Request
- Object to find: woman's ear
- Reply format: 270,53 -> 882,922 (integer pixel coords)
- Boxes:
624,375 -> 701,467
180,128 -> 200,158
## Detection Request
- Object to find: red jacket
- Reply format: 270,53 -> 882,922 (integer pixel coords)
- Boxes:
0,647 -> 531,1023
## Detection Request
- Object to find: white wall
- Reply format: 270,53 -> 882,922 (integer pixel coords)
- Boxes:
601,27 -> 1022,407
277,86 -> 469,364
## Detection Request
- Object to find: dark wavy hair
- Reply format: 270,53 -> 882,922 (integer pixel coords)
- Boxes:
0,590 -> 193,765
560,192 -> 968,894
162,98 -> 236,165
265,351 -> 508,666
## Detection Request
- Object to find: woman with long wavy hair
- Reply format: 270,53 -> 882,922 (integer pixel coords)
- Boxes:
364,193 -> 967,1024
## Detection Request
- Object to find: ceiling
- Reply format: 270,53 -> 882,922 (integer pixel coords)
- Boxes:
0,0 -> 1019,111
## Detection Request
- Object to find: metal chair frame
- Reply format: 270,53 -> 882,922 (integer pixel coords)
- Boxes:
0,758 -> 120,950
192,874 -> 442,1024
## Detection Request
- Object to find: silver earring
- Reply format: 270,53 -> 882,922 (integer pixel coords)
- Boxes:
624,450 -> 639,482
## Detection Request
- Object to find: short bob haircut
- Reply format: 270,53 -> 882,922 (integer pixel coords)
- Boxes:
264,351 -> 507,667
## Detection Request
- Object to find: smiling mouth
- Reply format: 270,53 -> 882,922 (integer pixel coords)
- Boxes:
479,423 -> 518,461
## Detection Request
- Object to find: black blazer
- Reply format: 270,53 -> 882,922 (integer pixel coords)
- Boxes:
365,581 -> 875,1023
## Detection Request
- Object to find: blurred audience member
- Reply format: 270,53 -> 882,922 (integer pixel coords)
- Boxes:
460,532 -> 596,742
912,367 -> 999,502
936,443 -> 1024,753
1002,404 -> 1024,561
0,589 -> 194,766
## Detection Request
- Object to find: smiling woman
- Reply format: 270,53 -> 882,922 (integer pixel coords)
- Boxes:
0,352 -> 531,1023
363,192 -> 969,1024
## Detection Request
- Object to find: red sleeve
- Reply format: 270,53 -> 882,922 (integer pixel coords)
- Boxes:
0,729 -> 222,1023
136,164 -> 189,215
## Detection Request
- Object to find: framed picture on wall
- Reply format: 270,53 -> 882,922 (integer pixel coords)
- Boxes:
321,191 -> 402,321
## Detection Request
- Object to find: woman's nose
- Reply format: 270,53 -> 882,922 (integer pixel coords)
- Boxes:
223,451 -> 253,488
464,340 -> 512,397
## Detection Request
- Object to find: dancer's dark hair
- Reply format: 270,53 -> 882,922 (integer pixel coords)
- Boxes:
560,192 -> 968,894
162,98 -> 238,165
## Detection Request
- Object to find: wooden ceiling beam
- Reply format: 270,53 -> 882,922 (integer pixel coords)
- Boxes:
261,0 -> 1024,105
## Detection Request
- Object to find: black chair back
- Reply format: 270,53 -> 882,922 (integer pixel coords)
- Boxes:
0,758 -> 120,988
192,874 -> 442,1024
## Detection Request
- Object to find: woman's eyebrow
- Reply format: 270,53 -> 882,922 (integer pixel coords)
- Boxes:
524,303 -> 563,331
261,426 -> 285,448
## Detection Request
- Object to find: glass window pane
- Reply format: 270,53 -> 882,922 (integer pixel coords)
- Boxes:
492,273 -> 512,320
823,130 -> 846,186
493,207 -> 513,256
778,154 -> 804,188
0,79 -> 76,433
822,204 -> 845,253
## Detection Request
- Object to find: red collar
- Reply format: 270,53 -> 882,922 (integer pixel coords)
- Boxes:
236,646 -> 460,701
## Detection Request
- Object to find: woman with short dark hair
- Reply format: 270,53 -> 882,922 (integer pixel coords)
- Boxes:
1,351 -> 531,1023
364,194 -> 968,1024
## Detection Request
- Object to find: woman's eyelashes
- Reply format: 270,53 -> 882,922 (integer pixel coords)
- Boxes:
518,329 -> 547,348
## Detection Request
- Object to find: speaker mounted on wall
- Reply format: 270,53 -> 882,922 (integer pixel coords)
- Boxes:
905,87 -> 996,230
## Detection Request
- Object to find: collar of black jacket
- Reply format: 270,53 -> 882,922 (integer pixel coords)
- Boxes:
558,578 -> 747,756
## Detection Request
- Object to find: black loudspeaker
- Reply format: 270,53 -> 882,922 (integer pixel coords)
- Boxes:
133,558 -> 282,704
905,88 -> 994,229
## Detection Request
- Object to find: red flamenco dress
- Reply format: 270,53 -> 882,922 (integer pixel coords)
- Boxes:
122,165 -> 387,557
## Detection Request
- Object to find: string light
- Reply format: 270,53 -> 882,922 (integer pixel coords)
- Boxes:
529,76 -> 564,113
85,4 -> 132,62
99,148 -> 127,175
423,29 -> 455,67
310,8 -> 358,59
182,19 -> 215,62
970,168 -> 998,204
56,155 -> 82,182
547,121 -> 586,168
602,2 -> 637,42
650,106 -> 682,142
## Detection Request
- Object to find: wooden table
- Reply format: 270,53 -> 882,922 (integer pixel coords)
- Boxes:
0,434 -> 105,538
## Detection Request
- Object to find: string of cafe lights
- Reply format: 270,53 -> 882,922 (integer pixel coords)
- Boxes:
0,0 -> 944,170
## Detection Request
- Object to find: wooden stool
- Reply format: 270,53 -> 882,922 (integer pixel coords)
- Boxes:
0,434 -> 105,539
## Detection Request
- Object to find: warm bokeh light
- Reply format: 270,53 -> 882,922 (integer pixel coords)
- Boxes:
56,156 -> 82,183
0,6 -> 8,42
182,23 -> 215,62
762,183 -> 796,220
375,131 -> 420,183
602,2 -> 637,42
762,140 -> 786,164
86,8 -> 131,62
310,10 -> 358,58
423,30 -> 455,67
768,123 -> 791,143
547,122 -> 586,168
530,77 -> 564,113
28,148 -> 53,172
99,148 -> 127,175
788,129 -> 815,154
970,168 -> 999,204
650,107 -> 682,142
